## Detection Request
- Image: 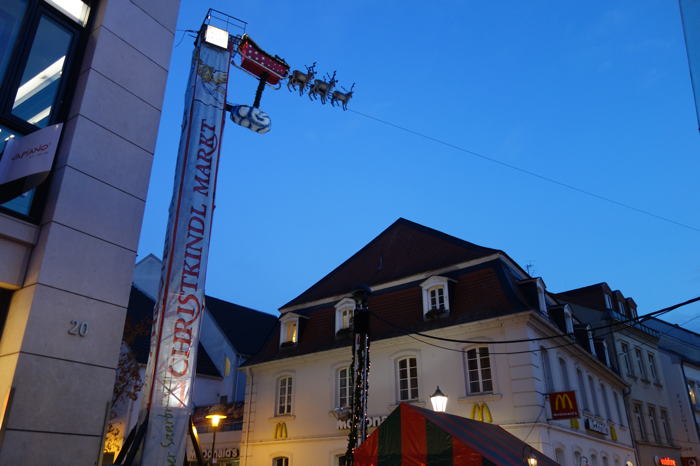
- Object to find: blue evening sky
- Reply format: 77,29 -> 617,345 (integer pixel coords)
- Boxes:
137,1 -> 700,331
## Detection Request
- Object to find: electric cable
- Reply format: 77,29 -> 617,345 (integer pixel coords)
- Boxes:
371,296 -> 699,356
349,108 -> 700,234
368,295 -> 700,346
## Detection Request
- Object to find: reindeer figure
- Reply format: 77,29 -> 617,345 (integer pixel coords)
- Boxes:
287,62 -> 316,96
308,71 -> 337,104
330,83 -> 355,110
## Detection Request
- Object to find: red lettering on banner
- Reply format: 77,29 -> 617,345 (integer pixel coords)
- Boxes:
193,120 -> 217,196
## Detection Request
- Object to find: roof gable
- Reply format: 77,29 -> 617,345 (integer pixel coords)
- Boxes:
282,218 -> 500,309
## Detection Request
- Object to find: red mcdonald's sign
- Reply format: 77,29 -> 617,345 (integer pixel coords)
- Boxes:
548,390 -> 580,420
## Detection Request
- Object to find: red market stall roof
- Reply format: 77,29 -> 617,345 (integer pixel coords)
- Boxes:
354,403 -> 560,466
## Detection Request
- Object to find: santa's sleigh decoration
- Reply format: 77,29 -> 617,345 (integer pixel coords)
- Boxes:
236,34 -> 289,86
229,34 -> 289,134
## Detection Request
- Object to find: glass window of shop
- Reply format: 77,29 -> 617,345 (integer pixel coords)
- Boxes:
0,0 -> 90,219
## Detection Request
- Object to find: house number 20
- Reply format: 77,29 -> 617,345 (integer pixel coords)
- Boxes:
68,320 -> 89,337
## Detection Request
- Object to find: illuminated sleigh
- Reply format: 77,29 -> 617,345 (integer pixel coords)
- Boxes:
236,34 -> 289,86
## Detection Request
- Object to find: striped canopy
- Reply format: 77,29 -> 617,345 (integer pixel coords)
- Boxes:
353,403 -> 559,466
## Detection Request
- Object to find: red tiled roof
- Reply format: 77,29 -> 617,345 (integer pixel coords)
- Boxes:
281,218 -> 500,310
244,259 -> 527,366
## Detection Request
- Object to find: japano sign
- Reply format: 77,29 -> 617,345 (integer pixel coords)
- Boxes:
139,32 -> 232,465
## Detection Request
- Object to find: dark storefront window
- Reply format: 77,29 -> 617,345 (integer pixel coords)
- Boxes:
0,0 -> 91,220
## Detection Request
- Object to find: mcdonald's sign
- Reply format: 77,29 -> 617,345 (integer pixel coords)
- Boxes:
274,422 -> 288,440
548,390 -> 579,419
470,403 -> 493,423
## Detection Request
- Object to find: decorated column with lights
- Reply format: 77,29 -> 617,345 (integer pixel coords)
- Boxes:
345,286 -> 372,465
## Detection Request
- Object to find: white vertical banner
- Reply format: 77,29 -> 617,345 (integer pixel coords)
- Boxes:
140,29 -> 232,465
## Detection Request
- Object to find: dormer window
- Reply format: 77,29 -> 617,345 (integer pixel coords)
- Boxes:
280,313 -> 300,346
586,325 -> 597,356
535,278 -> 548,316
420,276 -> 452,319
429,287 -> 445,310
604,294 -> 613,310
563,304 -> 574,334
335,297 -> 355,335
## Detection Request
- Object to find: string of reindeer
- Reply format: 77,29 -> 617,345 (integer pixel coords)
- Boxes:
286,62 -> 355,110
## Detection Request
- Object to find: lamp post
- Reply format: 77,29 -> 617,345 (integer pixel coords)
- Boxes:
430,386 -> 448,412
205,406 -> 227,465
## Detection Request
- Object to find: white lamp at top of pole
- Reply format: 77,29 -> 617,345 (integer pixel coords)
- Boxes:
430,386 -> 448,412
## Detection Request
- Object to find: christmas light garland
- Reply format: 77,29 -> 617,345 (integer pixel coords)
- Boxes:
344,287 -> 371,466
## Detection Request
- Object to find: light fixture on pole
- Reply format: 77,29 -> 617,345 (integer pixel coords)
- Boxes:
430,386 -> 448,412
523,446 -> 538,466
205,405 -> 227,464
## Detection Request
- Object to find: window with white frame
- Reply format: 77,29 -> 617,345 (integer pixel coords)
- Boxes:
334,298 -> 355,334
600,382 -> 612,421
276,376 -> 293,415
617,300 -> 626,316
633,402 -> 647,441
465,346 -> 493,394
620,342 -> 633,377
420,276 -> 451,318
541,347 -> 553,392
555,449 -> 565,465
559,357 -> 571,390
536,278 -> 548,315
279,315 -> 299,346
336,366 -> 351,409
396,356 -> 419,401
659,408 -> 672,445
577,368 -> 590,412
634,348 -> 647,380
613,391 -> 624,425
588,375 -> 600,416
648,405 -> 660,443
604,294 -> 613,309
273,457 -> 289,466
647,352 -> 659,384
563,305 -> 574,334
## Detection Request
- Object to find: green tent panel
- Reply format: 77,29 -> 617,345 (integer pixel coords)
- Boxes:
353,403 -> 559,466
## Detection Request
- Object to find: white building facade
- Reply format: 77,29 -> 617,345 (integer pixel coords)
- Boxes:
558,285 -> 683,466
239,219 -> 638,466
0,1 -> 180,464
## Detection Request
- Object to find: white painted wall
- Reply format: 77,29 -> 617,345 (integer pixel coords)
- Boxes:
240,312 -> 636,466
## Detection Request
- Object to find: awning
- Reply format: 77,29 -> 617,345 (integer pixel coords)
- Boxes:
354,403 -> 559,466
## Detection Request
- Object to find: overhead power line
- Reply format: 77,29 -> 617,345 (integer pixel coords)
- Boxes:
368,295 -> 700,347
399,298 -> 696,356
349,109 -> 700,234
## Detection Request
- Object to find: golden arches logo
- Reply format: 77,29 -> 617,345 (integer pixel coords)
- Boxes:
554,393 -> 574,411
273,422 -> 288,440
470,403 -> 492,423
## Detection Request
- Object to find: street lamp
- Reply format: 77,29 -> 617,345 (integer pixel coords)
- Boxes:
205,405 -> 227,464
523,446 -> 538,466
430,386 -> 448,412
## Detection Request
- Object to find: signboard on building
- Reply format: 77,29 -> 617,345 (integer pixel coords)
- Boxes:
548,391 -> 579,419
681,457 -> 698,466
337,415 -> 387,430
655,457 -> 677,466
584,417 -> 609,436
0,123 -> 62,203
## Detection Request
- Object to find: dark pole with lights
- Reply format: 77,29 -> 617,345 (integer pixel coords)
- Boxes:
344,286 -> 372,465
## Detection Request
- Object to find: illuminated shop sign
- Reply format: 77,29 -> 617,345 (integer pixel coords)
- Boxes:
584,417 -> 609,436
337,415 -> 387,430
548,390 -> 579,420
654,457 -> 676,466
